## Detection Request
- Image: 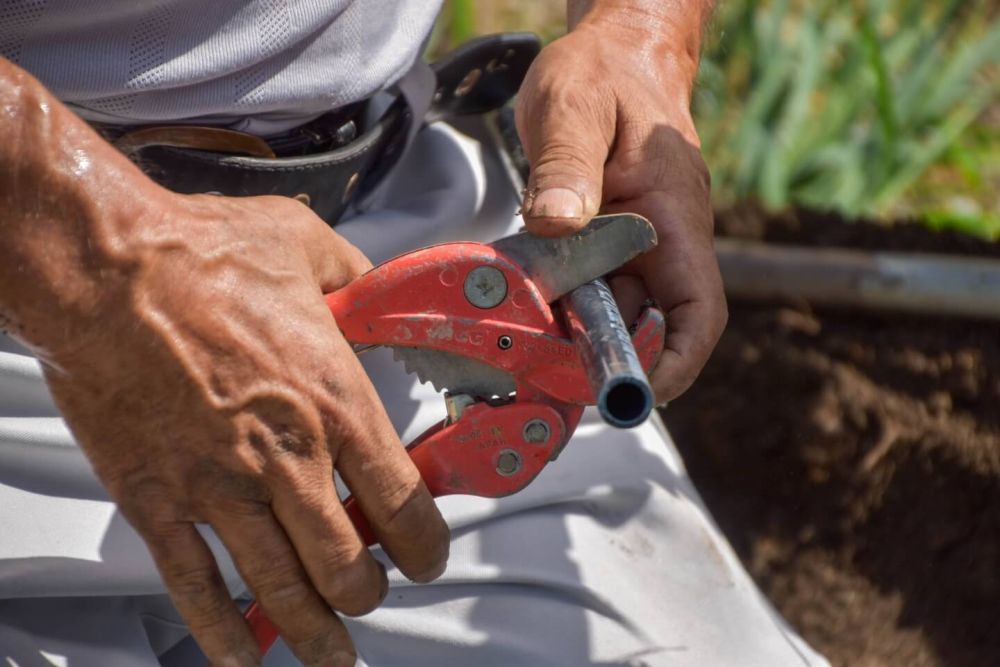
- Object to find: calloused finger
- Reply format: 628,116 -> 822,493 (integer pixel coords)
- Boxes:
270,460 -> 389,617
329,341 -> 450,583
648,290 -> 727,404
142,521 -> 259,666
514,53 -> 612,237
637,232 -> 728,403
209,505 -> 355,666
603,191 -> 726,404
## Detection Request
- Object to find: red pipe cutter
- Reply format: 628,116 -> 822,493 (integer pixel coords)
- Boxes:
243,213 -> 665,654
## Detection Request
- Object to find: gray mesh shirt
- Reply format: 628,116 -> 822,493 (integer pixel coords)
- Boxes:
0,0 -> 443,133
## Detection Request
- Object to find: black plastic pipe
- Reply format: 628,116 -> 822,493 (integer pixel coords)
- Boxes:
562,279 -> 655,428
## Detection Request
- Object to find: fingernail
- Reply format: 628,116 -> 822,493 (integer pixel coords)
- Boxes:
327,649 -> 359,666
217,650 -> 261,667
526,187 -> 585,220
411,559 -> 448,584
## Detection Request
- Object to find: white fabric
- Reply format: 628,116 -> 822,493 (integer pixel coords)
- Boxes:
0,121 -> 827,667
0,0 -> 443,134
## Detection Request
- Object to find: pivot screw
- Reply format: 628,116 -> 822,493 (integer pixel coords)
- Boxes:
522,419 -> 551,444
496,449 -> 522,476
497,335 -> 513,350
464,266 -> 508,309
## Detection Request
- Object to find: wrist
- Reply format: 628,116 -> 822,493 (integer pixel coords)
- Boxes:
569,0 -> 709,87
0,61 -> 163,356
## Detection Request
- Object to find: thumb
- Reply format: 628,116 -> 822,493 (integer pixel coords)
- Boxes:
516,85 -> 612,237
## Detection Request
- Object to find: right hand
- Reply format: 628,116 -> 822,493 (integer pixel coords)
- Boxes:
41,191 -> 449,666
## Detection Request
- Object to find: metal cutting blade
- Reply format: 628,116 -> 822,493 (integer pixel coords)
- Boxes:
491,213 -> 657,303
392,213 -> 657,397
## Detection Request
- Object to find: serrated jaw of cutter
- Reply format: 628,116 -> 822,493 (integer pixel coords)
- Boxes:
391,347 -> 516,398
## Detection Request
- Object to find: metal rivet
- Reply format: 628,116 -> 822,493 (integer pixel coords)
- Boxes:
497,335 -> 513,350
454,68 -> 482,97
333,120 -> 357,146
496,449 -> 521,476
292,192 -> 311,206
522,419 -> 551,444
464,266 -> 508,309
341,172 -> 360,204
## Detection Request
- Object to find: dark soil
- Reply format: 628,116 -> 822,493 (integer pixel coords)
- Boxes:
665,207 -> 1000,667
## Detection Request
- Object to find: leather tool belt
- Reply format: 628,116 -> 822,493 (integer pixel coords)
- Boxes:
98,33 -> 541,226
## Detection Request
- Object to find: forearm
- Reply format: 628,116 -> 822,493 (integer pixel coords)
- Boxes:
567,0 -> 714,87
0,59 -> 159,355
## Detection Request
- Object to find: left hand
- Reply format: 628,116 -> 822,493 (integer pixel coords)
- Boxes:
516,16 -> 727,403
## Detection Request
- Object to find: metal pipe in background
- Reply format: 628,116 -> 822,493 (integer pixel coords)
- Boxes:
716,238 -> 1000,319
561,279 -> 655,428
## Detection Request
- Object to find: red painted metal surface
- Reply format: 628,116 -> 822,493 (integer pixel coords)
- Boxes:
242,240 -> 665,656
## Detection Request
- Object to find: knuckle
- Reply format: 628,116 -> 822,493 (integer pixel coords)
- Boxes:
160,555 -> 214,585
244,407 -> 326,461
275,477 -> 333,513
205,492 -> 271,518
240,554 -> 298,588
162,565 -> 231,623
373,477 -> 425,526
320,583 -> 381,618
379,486 -> 450,582
123,503 -> 181,534
186,458 -> 271,514
315,559 -> 385,617
249,567 -> 315,616
181,593 -> 233,630
533,144 -> 599,179
102,464 -> 171,504
541,78 -> 608,120
295,635 -> 356,667
141,518 -> 190,544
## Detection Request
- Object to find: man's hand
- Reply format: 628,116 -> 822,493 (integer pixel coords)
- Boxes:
1,62 -> 448,666
516,0 -> 726,403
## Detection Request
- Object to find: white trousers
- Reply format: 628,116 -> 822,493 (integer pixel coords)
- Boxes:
0,121 -> 827,667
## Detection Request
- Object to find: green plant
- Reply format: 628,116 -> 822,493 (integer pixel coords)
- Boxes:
695,0 -> 1000,236
429,0 -> 564,57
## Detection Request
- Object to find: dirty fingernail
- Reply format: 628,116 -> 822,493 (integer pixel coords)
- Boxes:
527,187 -> 584,220
216,650 -> 261,667
410,558 -> 448,584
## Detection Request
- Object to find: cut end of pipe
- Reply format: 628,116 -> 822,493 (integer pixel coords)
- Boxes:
598,376 -> 654,428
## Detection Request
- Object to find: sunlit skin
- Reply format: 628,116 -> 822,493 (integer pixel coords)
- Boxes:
520,0 -> 725,403
0,61 -> 449,667
0,1 -> 720,664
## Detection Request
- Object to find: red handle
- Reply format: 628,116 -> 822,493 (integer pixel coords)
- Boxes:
241,400 -> 570,655
241,307 -> 663,656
